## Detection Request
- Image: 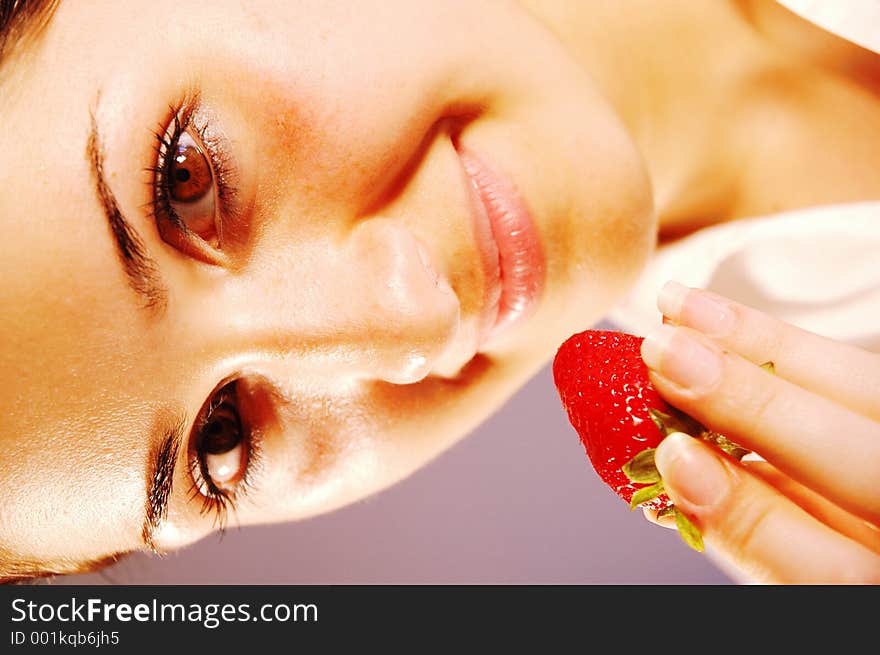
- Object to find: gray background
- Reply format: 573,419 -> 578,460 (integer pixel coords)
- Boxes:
64,356 -> 731,585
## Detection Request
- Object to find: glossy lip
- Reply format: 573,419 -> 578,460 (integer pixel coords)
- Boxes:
455,142 -> 546,348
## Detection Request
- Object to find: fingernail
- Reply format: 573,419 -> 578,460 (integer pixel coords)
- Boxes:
657,280 -> 688,321
681,287 -> 736,337
641,324 -> 722,391
655,432 -> 731,507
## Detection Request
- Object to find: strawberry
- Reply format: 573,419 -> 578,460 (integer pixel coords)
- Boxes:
552,329 -> 754,552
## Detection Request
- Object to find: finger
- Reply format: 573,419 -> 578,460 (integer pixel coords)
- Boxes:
657,281 -> 880,422
644,457 -> 880,552
655,432 -> 880,584
641,324 -> 880,524
643,460 -> 880,553
742,461 -> 880,554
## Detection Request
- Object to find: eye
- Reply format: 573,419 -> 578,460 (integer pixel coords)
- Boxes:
155,124 -> 218,244
199,392 -> 245,487
150,103 -> 236,257
189,380 -> 253,527
166,130 -> 217,238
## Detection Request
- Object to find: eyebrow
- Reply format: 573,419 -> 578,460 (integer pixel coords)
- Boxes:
87,111 -> 168,314
143,416 -> 187,551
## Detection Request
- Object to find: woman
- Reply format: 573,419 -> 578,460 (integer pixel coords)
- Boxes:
1,0 -> 878,583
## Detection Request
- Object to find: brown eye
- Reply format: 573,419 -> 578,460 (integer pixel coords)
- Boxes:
194,383 -> 248,491
201,405 -> 245,487
170,137 -> 212,202
166,130 -> 217,239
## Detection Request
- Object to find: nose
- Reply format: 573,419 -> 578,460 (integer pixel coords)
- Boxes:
341,218 -> 460,384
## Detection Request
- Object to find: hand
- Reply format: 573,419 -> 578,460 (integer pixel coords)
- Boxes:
640,281 -> 880,584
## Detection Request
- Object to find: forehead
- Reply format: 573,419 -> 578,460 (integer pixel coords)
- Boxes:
0,4 -> 178,565
0,0 -> 370,565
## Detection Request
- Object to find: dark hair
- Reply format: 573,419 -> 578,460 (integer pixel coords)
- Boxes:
0,0 -> 59,65
1,551 -> 130,585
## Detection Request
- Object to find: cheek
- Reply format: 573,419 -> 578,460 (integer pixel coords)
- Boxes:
558,107 -> 657,294
554,161 -> 656,338
592,149 -> 657,284
205,14 -> 457,210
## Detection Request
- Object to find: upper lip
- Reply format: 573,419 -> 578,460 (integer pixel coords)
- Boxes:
413,134 -> 545,380
454,139 -> 545,350
455,155 -> 503,348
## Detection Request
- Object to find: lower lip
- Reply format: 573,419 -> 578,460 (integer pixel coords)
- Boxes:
456,144 -> 546,346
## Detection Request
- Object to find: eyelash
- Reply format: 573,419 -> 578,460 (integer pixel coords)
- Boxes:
147,100 -> 236,247
187,381 -> 261,533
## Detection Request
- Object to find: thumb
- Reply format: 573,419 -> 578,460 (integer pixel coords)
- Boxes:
654,432 -> 880,584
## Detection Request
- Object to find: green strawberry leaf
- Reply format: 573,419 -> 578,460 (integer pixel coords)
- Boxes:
629,480 -> 664,510
702,431 -> 750,461
622,448 -> 660,483
648,408 -> 670,434
673,507 -> 704,552
651,407 -> 751,461
648,407 -> 704,438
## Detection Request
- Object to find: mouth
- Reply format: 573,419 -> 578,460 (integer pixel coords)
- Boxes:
455,141 -> 546,349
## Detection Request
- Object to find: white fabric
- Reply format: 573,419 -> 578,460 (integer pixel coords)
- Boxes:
607,3 -> 880,351
776,0 -> 880,53
607,203 -> 880,351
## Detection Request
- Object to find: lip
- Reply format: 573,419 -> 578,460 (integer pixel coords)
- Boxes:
455,143 -> 546,348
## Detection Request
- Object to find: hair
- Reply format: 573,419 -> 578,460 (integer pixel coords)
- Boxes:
0,0 -> 59,66
1,551 -> 131,585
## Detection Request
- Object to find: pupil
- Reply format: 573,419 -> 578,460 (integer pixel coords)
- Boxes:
202,414 -> 241,455
174,168 -> 191,183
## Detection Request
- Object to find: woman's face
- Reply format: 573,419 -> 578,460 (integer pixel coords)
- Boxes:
0,0 -> 654,571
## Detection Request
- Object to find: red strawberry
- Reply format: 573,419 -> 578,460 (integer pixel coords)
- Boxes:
552,329 -> 752,551
552,330 -> 672,509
